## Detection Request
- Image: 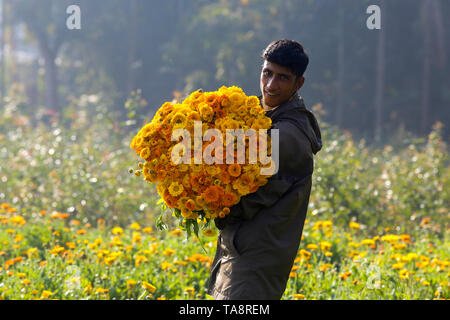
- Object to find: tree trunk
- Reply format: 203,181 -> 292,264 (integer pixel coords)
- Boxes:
126,0 -> 138,95
336,3 -> 345,127
420,0 -> 432,136
374,0 -> 385,143
39,41 -> 59,118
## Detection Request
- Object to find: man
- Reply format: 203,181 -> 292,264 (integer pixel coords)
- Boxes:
207,39 -> 323,300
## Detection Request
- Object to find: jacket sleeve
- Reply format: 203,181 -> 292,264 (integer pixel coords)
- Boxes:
215,121 -> 311,228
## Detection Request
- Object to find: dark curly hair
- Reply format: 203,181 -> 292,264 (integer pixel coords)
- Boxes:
261,39 -> 309,78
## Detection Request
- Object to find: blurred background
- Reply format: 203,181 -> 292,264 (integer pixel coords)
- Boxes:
1,0 -> 449,145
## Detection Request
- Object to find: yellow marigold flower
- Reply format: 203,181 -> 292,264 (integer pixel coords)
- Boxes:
394,243 -> 407,250
170,229 -> 183,236
126,279 -> 137,290
130,222 -> 141,230
134,255 -> 148,267
132,232 -> 142,244
168,182 -> 184,197
41,290 -> 53,299
112,227 -> 123,235
361,239 -> 375,246
339,271 -> 352,280
163,248 -> 175,257
293,294 -> 305,300
49,245 -> 65,255
319,263 -> 333,272
9,215 -> 26,226
22,279 -> 31,286
161,261 -> 173,270
349,221 -> 360,230
172,112 -> 187,129
202,229 -> 216,237
381,234 -> 400,243
229,92 -> 245,107
392,262 -> 405,269
306,244 -> 318,251
95,288 -> 109,295
398,269 -> 410,279
199,103 -> 214,122
246,96 -> 260,107
142,227 -> 153,234
320,241 -> 332,251
299,249 -> 311,260
65,242 -> 76,249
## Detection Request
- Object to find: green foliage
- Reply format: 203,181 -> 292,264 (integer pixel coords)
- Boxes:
0,93 -> 448,300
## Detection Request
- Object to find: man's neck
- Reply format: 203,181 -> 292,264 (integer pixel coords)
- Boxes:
263,103 -> 278,112
262,92 -> 297,112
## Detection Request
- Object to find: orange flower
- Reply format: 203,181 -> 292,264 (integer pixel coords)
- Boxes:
163,190 -> 178,208
219,170 -> 232,184
222,193 -> 236,207
219,94 -> 230,108
228,164 -> 242,177
185,199 -> 197,211
203,186 -> 219,203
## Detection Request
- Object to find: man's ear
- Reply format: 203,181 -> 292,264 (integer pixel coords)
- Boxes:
295,76 -> 305,91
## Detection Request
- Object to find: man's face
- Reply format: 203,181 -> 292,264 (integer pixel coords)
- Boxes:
260,60 -> 304,108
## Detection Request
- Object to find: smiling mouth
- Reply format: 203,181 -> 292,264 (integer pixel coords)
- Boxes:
264,90 -> 278,97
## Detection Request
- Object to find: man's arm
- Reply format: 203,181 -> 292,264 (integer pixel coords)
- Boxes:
215,121 -> 312,228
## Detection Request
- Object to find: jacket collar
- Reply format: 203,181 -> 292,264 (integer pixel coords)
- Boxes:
258,92 -> 323,155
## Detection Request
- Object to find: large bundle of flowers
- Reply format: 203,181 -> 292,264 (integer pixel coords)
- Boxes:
130,86 -> 273,238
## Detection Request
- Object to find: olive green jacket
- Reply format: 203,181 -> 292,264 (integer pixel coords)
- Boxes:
207,93 -> 322,300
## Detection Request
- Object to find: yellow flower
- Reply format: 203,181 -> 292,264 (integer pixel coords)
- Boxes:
349,221 -> 360,230
41,290 -> 53,299
320,241 -> 332,252
162,248 -> 175,257
134,255 -> 148,267
361,239 -> 375,246
306,244 -> 318,251
130,222 -> 141,230
142,227 -> 153,234
142,281 -> 156,293
299,249 -> 311,260
168,182 -> 184,197
319,263 -> 333,272
229,92 -> 245,107
292,294 -> 305,300
161,261 -> 173,270
112,227 -> 123,235
202,229 -> 216,237
392,262 -> 405,269
126,279 -> 137,290
172,112 -> 187,129
170,229 -> 183,236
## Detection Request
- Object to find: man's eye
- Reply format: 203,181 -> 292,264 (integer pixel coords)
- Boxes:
263,70 -> 271,76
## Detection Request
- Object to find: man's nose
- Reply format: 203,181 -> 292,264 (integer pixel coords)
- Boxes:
266,76 -> 278,90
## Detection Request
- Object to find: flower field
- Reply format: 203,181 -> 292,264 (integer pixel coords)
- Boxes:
0,97 -> 448,300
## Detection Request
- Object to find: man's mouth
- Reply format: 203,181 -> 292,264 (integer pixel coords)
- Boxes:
264,90 -> 278,97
